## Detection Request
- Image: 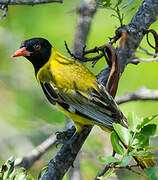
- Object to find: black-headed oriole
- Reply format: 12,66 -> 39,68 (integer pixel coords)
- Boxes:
12,38 -> 155,168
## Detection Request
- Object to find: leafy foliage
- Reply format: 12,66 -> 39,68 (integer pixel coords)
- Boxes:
95,0 -> 136,26
0,157 -> 34,180
98,114 -> 158,180
0,157 -> 49,180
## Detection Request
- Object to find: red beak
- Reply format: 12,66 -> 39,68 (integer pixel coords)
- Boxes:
12,47 -> 31,57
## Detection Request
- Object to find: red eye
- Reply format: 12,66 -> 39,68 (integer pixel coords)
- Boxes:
34,44 -> 41,50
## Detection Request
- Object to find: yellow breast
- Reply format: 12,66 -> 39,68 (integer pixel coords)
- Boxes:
37,47 -> 98,93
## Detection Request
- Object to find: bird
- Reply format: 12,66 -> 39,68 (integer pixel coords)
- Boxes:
12,37 -> 155,168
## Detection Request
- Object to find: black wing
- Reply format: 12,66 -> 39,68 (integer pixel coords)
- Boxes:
40,82 -> 128,131
41,82 -> 58,105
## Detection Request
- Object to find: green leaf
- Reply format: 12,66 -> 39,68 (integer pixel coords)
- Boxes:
103,0 -> 112,7
140,124 -> 157,137
132,133 -> 149,149
127,113 -> 142,131
38,166 -> 48,180
13,168 -> 27,180
26,174 -> 34,180
144,166 -> 158,180
120,156 -> 131,167
120,0 -> 135,9
105,156 -> 120,165
137,114 -> 158,130
98,155 -> 120,165
110,131 -> 124,155
2,157 -> 15,180
129,150 -> 150,157
0,157 -> 35,180
132,133 -> 149,148
113,123 -> 131,146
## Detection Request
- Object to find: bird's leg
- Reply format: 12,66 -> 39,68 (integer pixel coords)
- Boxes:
66,130 -> 80,144
55,126 -> 76,146
65,130 -> 80,154
56,129 -> 80,154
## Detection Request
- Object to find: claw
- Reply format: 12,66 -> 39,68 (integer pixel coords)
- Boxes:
55,127 -> 76,146
55,141 -> 59,148
55,128 -> 80,154
55,131 -> 69,146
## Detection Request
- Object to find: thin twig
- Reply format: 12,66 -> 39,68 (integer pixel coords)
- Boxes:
116,87 -> 158,105
128,57 -> 158,65
139,46 -> 157,57
94,163 -> 141,180
0,0 -> 62,6
0,0 -> 62,20
65,41 -> 104,63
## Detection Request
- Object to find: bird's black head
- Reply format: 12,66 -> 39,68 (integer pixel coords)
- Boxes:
12,38 -> 52,74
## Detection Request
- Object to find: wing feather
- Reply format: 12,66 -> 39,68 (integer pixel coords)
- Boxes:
40,82 -> 126,130
41,82 -> 58,105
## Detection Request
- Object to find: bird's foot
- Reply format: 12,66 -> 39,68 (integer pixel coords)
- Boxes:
55,127 -> 80,154
56,130 -> 80,154
55,127 -> 76,146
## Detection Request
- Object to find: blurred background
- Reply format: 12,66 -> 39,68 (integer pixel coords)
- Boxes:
0,0 -> 158,179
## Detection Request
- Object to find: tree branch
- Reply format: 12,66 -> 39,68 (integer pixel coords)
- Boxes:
72,0 -> 97,56
41,126 -> 92,180
116,87 -> 158,105
95,163 -> 142,180
0,0 -> 62,6
0,0 -> 62,21
15,134 -> 57,170
128,57 -> 158,65
97,0 -> 158,86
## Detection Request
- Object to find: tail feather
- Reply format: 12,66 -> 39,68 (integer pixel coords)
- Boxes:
134,156 -> 156,169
